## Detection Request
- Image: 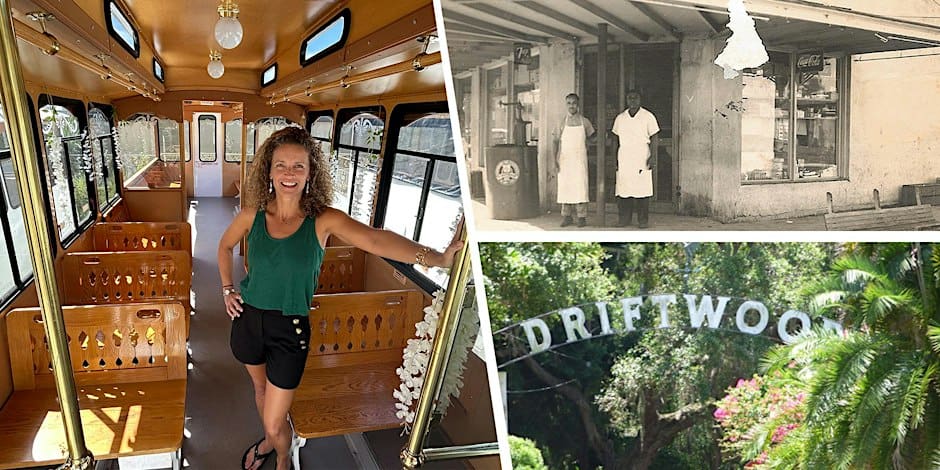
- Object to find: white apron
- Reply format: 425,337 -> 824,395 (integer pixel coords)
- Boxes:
614,109 -> 657,198
557,121 -> 589,204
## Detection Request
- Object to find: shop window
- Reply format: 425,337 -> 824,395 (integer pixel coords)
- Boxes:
225,119 -> 242,162
485,66 -> 507,146
378,106 -> 461,288
39,95 -> 92,242
741,52 -> 845,183
333,109 -> 385,223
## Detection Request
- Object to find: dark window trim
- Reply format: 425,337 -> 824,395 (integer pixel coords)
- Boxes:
299,9 -> 350,67
333,107 -> 386,216
38,94 -> 93,246
374,101 -> 451,227
104,0 -> 141,59
373,101 -> 456,291
261,63 -> 277,87
88,102 -> 122,208
153,58 -> 164,83
27,96 -> 58,257
197,115 -> 218,162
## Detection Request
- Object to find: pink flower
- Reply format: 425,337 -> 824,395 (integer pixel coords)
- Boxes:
714,407 -> 729,420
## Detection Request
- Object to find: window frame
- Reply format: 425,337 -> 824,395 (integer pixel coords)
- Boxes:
87,102 -> 121,211
307,109 -> 334,154
299,9 -> 350,67
740,51 -> 850,185
38,94 -> 95,248
332,107 -> 386,218
224,118 -> 243,163
0,95 -> 41,309
197,115 -> 218,163
153,58 -> 164,83
374,102 -> 460,293
261,63 -> 278,87
104,0 -> 141,59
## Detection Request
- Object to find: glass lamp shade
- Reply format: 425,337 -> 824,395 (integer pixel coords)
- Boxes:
214,17 -> 243,49
207,59 -> 225,79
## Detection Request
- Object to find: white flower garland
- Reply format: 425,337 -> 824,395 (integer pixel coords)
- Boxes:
394,287 -> 480,434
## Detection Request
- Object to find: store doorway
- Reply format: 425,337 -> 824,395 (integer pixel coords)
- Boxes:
583,43 -> 678,213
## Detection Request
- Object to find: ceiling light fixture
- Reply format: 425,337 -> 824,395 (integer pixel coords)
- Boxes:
207,50 -> 224,79
214,0 -> 243,49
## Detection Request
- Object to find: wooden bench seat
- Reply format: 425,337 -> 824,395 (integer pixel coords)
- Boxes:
317,246 -> 366,294
0,302 -> 187,469
290,289 -> 424,468
59,251 -> 192,333
93,222 -> 192,257
825,189 -> 940,231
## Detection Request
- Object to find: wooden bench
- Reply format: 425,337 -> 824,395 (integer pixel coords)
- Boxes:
59,251 -> 193,333
825,190 -> 940,231
900,180 -> 940,206
92,222 -> 192,257
290,289 -> 424,469
0,302 -> 187,469
317,246 -> 366,294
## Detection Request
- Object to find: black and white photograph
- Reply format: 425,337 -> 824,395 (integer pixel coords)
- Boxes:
445,0 -> 940,230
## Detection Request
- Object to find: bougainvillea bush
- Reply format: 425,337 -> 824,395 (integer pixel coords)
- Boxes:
713,373 -> 806,468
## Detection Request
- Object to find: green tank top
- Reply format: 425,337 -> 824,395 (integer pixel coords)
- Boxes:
239,210 -> 324,316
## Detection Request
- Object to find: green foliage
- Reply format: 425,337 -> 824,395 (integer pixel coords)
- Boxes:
482,243 -> 836,468
509,435 -> 548,470
744,243 -> 940,469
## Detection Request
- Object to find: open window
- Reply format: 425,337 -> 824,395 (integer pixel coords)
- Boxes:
299,9 -> 350,66
376,103 -> 460,289
105,0 -> 140,58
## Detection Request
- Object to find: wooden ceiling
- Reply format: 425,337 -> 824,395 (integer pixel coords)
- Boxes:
9,0 -> 444,107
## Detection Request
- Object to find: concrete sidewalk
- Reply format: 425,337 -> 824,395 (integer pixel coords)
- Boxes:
469,199 -> 929,232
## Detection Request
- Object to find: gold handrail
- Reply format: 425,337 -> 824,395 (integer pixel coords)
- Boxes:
401,226 -> 500,467
0,2 -> 94,469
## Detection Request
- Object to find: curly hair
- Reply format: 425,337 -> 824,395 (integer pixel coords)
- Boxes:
243,126 -> 333,216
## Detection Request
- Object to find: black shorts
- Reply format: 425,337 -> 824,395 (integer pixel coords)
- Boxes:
230,302 -> 311,390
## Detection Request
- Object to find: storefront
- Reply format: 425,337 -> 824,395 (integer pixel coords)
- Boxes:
446,0 -> 940,222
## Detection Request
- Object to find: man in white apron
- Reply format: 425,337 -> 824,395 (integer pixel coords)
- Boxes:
553,93 -> 595,227
612,90 -> 659,228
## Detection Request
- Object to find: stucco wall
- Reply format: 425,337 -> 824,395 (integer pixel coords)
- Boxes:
537,40 -> 577,210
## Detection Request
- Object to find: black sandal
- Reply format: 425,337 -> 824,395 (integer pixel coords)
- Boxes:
241,436 -> 273,470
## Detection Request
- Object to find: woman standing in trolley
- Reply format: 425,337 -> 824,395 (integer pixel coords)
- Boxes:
218,127 -> 462,470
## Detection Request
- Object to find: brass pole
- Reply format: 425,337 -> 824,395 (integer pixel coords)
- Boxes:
423,442 -> 501,461
401,226 -> 472,469
0,4 -> 94,469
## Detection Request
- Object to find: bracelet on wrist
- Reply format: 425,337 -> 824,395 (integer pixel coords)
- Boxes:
415,246 -> 432,268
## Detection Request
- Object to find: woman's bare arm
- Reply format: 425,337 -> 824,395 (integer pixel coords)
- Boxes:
318,207 -> 462,268
218,209 -> 255,318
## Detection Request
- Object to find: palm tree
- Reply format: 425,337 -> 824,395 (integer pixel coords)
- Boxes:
757,243 -> 940,469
